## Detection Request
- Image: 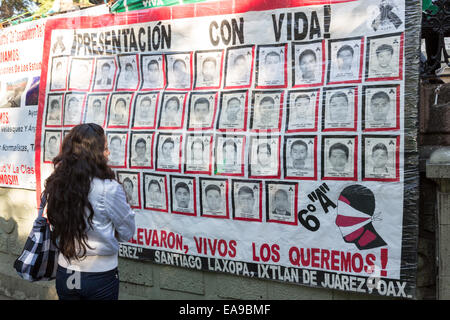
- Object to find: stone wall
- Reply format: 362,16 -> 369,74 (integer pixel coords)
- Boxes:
416,173 -> 437,299
416,83 -> 450,299
0,188 -> 57,300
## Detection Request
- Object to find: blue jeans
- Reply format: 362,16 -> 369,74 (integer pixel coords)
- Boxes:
55,265 -> 119,300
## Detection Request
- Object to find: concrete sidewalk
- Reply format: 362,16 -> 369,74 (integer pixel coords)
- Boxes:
0,294 -> 13,300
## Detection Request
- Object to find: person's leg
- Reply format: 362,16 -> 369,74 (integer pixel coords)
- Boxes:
55,266 -> 82,300
80,268 -> 119,300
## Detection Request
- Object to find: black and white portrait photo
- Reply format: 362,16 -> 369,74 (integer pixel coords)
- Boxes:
250,91 -> 283,131
194,50 -> 223,89
217,91 -> 247,131
224,45 -> 254,88
63,93 -> 85,126
84,94 -> 107,126
143,173 -> 168,212
117,172 -> 140,208
328,37 -> 363,84
363,85 -> 399,130
45,94 -> 63,126
366,33 -> 402,80
155,133 -> 182,171
249,136 -> 280,178
187,93 -> 216,130
132,93 -> 158,129
292,40 -> 324,87
232,180 -> 261,222
185,134 -> 212,174
286,90 -> 318,132
322,136 -> 357,180
106,132 -> 128,167
116,54 -> 139,90
170,176 -> 196,215
363,135 -> 399,181
322,88 -> 357,131
256,44 -> 287,88
284,136 -> 317,179
158,93 -> 186,129
43,130 -> 61,163
50,56 -> 68,90
215,135 -> 245,176
266,182 -> 297,225
129,132 -> 154,168
200,178 -> 228,218
68,58 -> 94,91
93,58 -> 116,91
141,55 -> 165,90
107,93 -> 132,127
166,53 -> 192,90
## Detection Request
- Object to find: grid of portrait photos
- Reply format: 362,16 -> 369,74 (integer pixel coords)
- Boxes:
41,28 -> 403,226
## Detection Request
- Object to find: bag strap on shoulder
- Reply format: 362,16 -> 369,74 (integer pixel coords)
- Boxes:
38,195 -> 47,218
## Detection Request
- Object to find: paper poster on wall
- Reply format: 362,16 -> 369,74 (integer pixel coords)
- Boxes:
35,0 -> 420,298
0,5 -> 110,190
0,20 -> 45,190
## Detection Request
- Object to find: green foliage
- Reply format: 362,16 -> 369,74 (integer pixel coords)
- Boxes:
31,0 -> 55,17
0,0 -> 96,23
0,0 -> 31,20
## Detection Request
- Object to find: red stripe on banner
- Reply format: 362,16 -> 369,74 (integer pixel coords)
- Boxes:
358,229 -> 377,247
174,0 -> 359,19
338,195 -> 350,205
94,0 -> 358,27
343,227 -> 364,242
42,0 -> 359,34
232,0 -> 357,15
172,3 -> 196,19
335,215 -> 369,227
35,18 -> 55,206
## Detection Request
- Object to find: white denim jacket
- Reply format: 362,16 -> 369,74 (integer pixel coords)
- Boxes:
58,177 -> 135,272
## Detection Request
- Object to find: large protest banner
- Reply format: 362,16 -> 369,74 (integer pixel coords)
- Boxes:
35,0 -> 421,298
0,20 -> 45,189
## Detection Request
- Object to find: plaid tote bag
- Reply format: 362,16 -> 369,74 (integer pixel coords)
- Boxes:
13,196 -> 59,281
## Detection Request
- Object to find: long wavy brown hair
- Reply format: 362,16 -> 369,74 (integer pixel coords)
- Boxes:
43,123 -> 115,261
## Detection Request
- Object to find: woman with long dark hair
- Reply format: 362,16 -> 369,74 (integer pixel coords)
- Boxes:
43,123 -> 135,300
